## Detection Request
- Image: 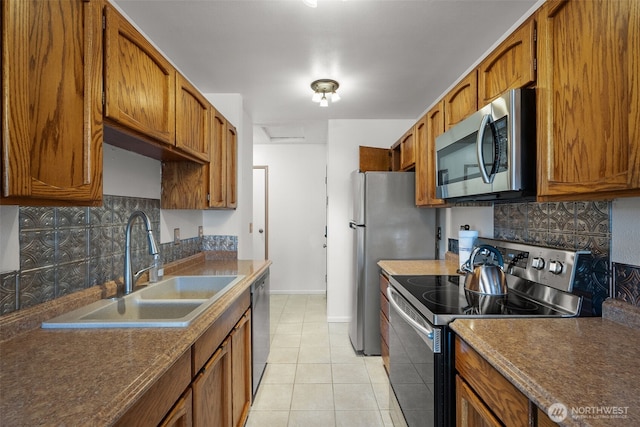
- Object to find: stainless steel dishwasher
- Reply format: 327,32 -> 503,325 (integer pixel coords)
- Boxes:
250,269 -> 270,397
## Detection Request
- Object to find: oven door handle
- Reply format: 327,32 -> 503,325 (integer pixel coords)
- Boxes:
387,286 -> 435,342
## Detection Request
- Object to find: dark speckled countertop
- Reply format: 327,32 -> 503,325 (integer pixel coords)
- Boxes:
451,299 -> 640,427
0,254 -> 270,426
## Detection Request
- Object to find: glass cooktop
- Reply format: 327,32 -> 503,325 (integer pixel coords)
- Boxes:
389,275 -> 573,326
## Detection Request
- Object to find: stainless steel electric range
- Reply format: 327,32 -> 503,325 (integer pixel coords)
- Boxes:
386,238 -> 589,427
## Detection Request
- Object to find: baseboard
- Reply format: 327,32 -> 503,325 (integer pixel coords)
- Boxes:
269,290 -> 326,295
327,316 -> 350,323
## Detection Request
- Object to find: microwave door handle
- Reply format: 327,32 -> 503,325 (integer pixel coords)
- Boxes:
476,114 -> 495,184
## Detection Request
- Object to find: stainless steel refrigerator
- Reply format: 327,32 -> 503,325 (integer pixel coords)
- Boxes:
348,171 -> 437,355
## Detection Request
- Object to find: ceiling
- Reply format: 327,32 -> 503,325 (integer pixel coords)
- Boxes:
114,0 -> 538,144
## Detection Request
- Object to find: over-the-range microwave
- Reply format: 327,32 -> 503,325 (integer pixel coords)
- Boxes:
435,88 -> 536,201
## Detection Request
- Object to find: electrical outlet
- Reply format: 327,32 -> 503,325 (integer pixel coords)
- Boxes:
198,226 -> 203,238
174,228 -> 180,245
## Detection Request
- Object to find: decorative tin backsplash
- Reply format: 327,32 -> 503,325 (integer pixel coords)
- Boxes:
613,263 -> 640,307
494,201 -> 611,315
0,195 -> 236,315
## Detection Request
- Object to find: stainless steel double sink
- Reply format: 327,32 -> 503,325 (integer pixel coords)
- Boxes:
42,275 -> 244,328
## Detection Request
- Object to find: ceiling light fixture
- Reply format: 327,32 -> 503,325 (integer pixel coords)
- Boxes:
310,79 -> 340,107
303,0 -> 317,8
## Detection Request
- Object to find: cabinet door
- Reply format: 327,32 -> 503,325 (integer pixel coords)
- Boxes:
1,0 -> 103,205
456,375 -> 502,427
104,5 -> 176,145
416,103 -> 446,207
399,127 -> 416,171
455,337 -> 530,427
208,109 -> 227,208
192,338 -> 232,427
159,388 -> 193,427
225,123 -> 238,209
537,0 -> 640,200
231,311 -> 252,427
115,350 -> 192,427
537,406 -> 558,427
161,161 -> 207,210
478,18 -> 536,105
176,74 -> 210,162
359,146 -> 390,172
444,72 -> 477,130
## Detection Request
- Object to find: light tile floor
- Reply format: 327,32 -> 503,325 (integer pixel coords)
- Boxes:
246,294 -> 393,427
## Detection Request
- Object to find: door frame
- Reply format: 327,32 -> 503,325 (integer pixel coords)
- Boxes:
253,166 -> 269,259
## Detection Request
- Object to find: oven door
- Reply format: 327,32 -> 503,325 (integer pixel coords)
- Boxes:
387,285 -> 448,427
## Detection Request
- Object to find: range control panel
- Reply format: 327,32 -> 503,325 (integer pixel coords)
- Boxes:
476,238 -> 590,293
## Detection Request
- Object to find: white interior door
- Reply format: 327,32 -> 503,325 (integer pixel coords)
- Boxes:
253,166 -> 268,260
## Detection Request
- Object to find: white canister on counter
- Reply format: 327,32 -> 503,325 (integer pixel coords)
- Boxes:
459,230 -> 479,270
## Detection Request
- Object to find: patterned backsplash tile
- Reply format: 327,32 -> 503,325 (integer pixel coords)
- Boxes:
613,263 -> 640,306
0,195 -> 237,316
494,200 -> 611,315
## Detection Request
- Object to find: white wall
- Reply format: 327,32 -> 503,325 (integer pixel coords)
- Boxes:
611,197 -> 640,266
326,119 -> 414,322
104,144 -> 203,244
253,143 -> 327,293
437,206 -> 494,259
202,94 -> 254,259
0,206 -> 20,272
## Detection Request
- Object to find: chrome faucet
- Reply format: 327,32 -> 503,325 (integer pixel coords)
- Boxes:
124,211 -> 159,295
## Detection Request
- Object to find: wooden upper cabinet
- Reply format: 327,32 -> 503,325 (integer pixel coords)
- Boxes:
207,109 -> 237,209
161,160 -> 207,210
359,146 -> 390,172
208,110 -> 228,208
536,0 -> 640,200
477,18 -> 536,105
104,5 -> 176,145
225,123 -> 238,209
399,127 -> 416,171
1,0 -> 103,205
416,103 -> 446,207
176,74 -> 210,162
414,116 -> 429,205
444,71 -> 477,130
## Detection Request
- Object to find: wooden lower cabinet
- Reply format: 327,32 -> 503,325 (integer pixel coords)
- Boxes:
456,375 -> 501,427
160,388 -> 193,427
231,312 -> 252,427
192,338 -> 233,427
114,290 -> 252,427
456,337 -> 529,426
115,351 -> 192,427
455,336 -> 559,427
193,308 -> 252,427
379,273 -> 390,374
